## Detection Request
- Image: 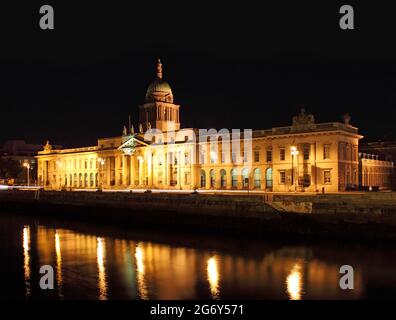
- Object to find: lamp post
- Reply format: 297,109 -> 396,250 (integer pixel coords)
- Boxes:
291,146 -> 299,191
23,162 -> 30,187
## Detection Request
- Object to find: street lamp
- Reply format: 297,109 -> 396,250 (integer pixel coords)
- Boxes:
23,162 -> 30,187
291,146 -> 299,191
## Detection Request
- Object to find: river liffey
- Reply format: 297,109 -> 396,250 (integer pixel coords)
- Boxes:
1,211 -> 395,300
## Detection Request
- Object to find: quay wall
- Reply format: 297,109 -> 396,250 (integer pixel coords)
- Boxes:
1,190 -> 396,242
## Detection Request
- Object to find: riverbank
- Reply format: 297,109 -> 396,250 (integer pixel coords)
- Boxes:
1,190 -> 396,242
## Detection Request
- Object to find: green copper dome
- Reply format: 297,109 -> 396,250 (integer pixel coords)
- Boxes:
145,78 -> 172,97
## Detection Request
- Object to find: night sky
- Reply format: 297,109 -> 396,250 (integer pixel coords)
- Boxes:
1,2 -> 396,148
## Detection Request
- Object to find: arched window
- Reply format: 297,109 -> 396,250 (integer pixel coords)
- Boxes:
84,173 -> 88,187
242,168 -> 249,188
266,168 -> 273,188
210,169 -> 215,188
90,173 -> 94,187
200,170 -> 206,188
79,174 -> 82,187
69,174 -> 72,187
254,168 -> 261,188
231,169 -> 237,188
74,173 -> 77,187
95,173 -> 99,187
220,169 -> 227,188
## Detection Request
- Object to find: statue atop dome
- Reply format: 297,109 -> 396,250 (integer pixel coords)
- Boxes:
156,59 -> 163,79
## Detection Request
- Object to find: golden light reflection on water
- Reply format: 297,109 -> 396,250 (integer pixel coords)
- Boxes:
97,237 -> 108,300
286,263 -> 304,300
13,221 -> 369,300
135,243 -> 149,300
55,232 -> 63,299
23,226 -> 31,298
207,256 -> 220,299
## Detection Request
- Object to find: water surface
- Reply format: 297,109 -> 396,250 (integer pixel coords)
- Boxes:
1,212 -> 395,300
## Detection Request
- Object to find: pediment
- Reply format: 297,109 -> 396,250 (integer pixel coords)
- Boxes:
118,135 -> 149,155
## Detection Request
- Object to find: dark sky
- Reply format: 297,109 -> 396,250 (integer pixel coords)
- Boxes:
1,1 -> 396,147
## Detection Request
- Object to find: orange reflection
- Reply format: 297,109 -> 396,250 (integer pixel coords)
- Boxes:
207,256 -> 220,299
135,244 -> 149,299
23,226 -> 31,298
55,232 -> 63,298
97,237 -> 108,300
286,263 -> 303,300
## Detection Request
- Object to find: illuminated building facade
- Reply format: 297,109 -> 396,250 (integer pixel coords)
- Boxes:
36,60 -> 392,193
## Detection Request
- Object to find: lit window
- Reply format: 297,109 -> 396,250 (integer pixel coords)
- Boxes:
279,170 -> 286,184
280,148 -> 286,161
243,151 -> 248,163
184,172 -> 190,185
254,151 -> 260,162
231,152 -> 236,163
221,151 -> 226,164
324,144 -> 331,159
184,153 -> 190,165
324,170 -> 331,184
266,150 -> 272,162
303,147 -> 310,160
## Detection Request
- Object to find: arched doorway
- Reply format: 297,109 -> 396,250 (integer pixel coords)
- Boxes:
200,170 -> 206,188
210,169 -> 215,188
220,169 -> 226,188
266,168 -> 273,190
242,168 -> 249,188
231,169 -> 237,188
254,168 -> 261,188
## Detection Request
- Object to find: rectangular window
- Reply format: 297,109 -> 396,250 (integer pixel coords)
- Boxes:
243,151 -> 248,163
280,148 -> 286,161
231,152 -> 236,163
279,170 -> 286,184
324,144 -> 331,159
266,150 -> 272,162
184,152 -> 190,165
254,151 -> 260,162
221,151 -> 226,164
200,152 -> 205,164
303,147 -> 310,160
324,170 -> 331,184
184,172 -> 190,185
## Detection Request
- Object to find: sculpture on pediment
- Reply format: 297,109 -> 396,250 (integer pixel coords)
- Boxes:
131,125 -> 135,135
123,125 -> 128,136
292,108 -> 315,126
139,123 -> 143,134
44,140 -> 52,152
147,122 -> 152,130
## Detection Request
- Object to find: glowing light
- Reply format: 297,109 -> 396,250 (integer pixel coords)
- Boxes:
23,226 -> 31,298
286,263 -> 303,300
291,146 -> 299,156
135,244 -> 149,300
97,237 -> 108,300
55,232 -> 63,298
207,256 -> 220,299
